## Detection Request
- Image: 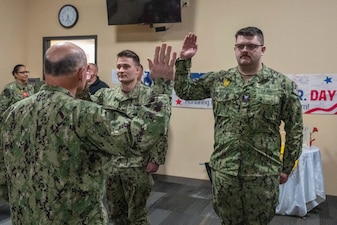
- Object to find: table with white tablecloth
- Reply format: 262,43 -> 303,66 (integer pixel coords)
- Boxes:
276,146 -> 326,217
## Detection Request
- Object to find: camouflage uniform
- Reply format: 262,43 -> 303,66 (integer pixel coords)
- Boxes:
0,81 -> 35,117
174,59 -> 303,225
84,79 -> 172,225
0,84 -> 169,225
0,81 -> 36,200
33,80 -> 46,93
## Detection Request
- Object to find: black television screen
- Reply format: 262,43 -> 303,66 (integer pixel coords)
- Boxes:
106,0 -> 182,25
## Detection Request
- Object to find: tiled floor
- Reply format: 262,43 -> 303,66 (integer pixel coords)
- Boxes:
147,175 -> 221,225
0,201 -> 11,225
1,174 -> 337,225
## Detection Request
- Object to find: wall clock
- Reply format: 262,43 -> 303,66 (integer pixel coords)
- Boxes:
58,5 -> 78,28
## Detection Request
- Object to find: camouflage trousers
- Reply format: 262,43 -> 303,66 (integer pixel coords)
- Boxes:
211,171 -> 279,225
0,185 -> 9,202
106,167 -> 153,225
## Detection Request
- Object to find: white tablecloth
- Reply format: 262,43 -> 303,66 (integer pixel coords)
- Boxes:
276,146 -> 326,217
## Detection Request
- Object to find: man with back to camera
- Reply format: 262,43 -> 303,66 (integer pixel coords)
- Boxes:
174,27 -> 303,225
80,43 -> 176,225
86,63 -> 110,94
0,42 -> 170,225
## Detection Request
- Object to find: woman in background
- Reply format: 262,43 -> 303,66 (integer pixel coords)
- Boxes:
0,64 -> 35,118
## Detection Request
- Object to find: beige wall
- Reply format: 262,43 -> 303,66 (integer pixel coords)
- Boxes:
1,0 -> 337,196
0,0 -> 28,83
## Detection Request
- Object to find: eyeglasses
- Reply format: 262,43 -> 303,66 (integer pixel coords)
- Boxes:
235,44 -> 263,51
17,71 -> 30,74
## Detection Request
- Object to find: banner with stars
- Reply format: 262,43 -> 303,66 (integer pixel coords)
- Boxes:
287,74 -> 337,114
170,73 -> 337,115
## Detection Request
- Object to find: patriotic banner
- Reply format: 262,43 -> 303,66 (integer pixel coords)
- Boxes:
172,73 -> 213,109
171,73 -> 337,115
287,74 -> 337,114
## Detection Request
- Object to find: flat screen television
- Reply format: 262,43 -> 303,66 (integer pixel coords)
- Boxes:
106,0 -> 182,25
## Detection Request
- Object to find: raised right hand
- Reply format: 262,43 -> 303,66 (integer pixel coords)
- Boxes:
180,32 -> 198,60
147,43 -> 177,81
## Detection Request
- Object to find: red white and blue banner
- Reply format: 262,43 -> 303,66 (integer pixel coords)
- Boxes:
287,74 -> 337,114
171,73 -> 337,115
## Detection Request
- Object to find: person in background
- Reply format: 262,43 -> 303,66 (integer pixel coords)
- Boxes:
138,64 -> 154,87
174,27 -> 303,225
0,64 -> 35,118
33,79 -> 46,93
138,63 -> 144,82
86,63 -> 109,94
0,42 -> 170,225
80,44 -> 175,225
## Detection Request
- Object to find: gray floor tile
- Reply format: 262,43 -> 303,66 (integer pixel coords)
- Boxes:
147,191 -> 167,207
148,208 -> 171,225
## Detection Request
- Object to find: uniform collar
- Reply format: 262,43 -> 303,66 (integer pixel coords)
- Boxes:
226,64 -> 271,83
116,82 -> 142,100
15,80 -> 29,90
39,84 -> 73,97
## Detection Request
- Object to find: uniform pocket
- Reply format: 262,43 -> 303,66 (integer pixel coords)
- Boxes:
213,88 -> 241,117
254,94 -> 280,120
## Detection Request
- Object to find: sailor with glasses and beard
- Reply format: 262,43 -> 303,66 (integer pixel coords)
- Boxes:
174,26 -> 303,225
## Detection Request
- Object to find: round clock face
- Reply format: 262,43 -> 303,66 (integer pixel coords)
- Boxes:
58,5 -> 78,28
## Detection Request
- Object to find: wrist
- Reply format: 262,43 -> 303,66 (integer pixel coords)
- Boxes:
178,57 -> 190,60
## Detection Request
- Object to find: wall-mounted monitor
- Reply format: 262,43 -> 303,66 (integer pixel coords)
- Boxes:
106,0 -> 182,25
